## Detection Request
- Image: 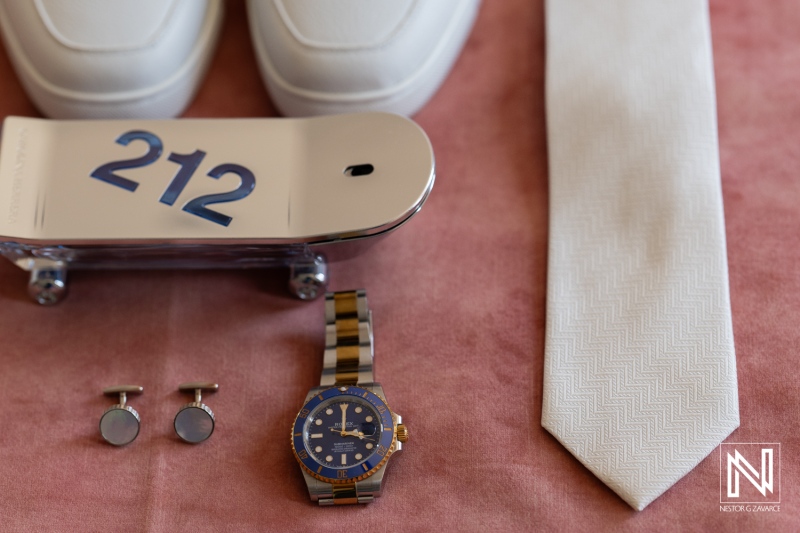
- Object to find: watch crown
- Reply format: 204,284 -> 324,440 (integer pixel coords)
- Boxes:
396,424 -> 409,443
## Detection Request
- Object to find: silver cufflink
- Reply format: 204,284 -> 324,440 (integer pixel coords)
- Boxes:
174,382 -> 218,443
100,385 -> 143,446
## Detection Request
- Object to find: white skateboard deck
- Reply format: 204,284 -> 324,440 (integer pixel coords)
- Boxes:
0,113 -> 434,243
0,113 -> 435,303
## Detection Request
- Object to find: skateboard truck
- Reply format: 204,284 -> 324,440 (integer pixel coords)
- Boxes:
17,247 -> 327,305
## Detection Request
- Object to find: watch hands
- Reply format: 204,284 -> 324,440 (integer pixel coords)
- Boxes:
327,427 -> 376,441
330,427 -> 376,441
339,403 -> 348,437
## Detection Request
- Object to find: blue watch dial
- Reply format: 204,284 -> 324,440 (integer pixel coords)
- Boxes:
292,386 -> 395,483
304,397 -> 380,468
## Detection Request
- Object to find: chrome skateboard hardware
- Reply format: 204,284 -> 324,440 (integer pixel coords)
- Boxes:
0,113 -> 435,304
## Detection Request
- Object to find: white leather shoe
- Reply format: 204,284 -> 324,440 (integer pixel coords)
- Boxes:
0,0 -> 223,119
247,0 -> 481,116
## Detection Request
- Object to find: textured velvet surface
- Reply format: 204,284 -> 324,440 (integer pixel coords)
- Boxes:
0,1 -> 797,531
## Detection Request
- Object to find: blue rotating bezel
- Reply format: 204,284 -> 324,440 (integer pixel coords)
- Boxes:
292,385 -> 395,483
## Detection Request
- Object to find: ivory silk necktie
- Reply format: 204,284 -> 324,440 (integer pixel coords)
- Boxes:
541,0 -> 740,510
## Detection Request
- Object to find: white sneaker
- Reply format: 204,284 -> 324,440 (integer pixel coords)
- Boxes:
0,0 -> 223,119
246,0 -> 481,117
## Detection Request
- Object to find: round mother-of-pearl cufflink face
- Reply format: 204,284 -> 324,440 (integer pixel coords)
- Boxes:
174,403 -> 215,443
174,382 -> 218,443
100,405 -> 140,445
100,385 -> 143,446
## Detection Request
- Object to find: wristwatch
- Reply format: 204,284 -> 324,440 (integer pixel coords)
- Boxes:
291,289 -> 408,505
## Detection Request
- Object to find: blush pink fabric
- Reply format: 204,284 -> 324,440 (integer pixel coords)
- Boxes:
0,0 -> 796,531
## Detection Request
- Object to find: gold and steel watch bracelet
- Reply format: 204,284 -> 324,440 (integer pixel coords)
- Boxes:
321,289 -> 374,388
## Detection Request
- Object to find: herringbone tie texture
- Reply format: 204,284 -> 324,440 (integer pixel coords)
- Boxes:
542,0 -> 740,510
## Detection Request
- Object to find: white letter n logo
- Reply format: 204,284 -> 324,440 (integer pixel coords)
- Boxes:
727,448 -> 773,497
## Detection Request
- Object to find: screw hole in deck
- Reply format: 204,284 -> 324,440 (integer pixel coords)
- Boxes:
344,164 -> 374,177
